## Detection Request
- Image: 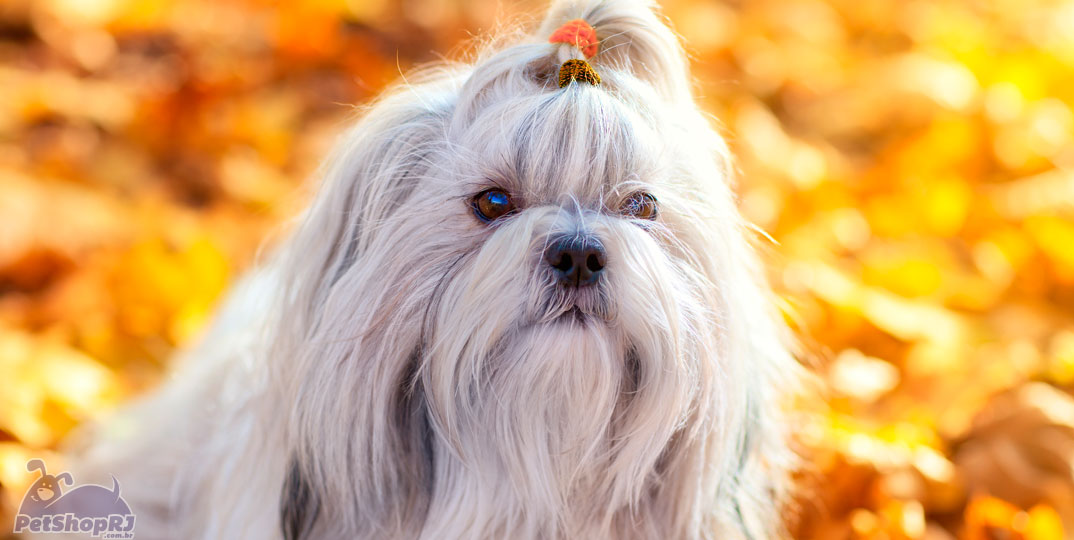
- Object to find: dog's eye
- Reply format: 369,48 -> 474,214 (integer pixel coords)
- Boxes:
620,191 -> 658,220
473,189 -> 515,222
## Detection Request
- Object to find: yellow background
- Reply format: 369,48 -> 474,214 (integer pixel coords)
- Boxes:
1,0 -> 1073,538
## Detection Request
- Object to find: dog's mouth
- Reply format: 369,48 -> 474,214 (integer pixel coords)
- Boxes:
546,303 -> 608,328
539,286 -> 610,325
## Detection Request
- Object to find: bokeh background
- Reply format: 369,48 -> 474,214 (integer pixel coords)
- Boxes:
1,0 -> 1073,538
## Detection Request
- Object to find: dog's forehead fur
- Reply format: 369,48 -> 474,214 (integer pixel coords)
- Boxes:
418,39 -> 712,213
455,84 -> 666,207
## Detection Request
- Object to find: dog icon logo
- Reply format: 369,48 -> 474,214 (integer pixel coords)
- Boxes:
13,459 -> 136,538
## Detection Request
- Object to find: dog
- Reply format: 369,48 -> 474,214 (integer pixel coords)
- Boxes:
15,460 -> 133,536
50,0 -> 802,538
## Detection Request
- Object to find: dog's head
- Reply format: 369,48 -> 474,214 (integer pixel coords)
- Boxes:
19,459 -> 72,514
269,1 -> 799,538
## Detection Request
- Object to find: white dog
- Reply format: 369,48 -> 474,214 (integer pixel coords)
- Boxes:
51,1 -> 801,538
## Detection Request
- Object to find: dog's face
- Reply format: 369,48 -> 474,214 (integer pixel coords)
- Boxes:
273,3 -> 795,537
405,84 -> 733,505
29,476 -> 59,503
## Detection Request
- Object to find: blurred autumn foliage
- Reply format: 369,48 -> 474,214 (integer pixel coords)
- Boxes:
1,0 -> 1073,538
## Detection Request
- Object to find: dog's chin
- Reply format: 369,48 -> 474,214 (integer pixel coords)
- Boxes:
546,305 -> 597,328
560,305 -> 588,323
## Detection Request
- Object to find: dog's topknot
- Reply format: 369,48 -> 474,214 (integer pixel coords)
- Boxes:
537,0 -> 692,101
452,0 -> 699,128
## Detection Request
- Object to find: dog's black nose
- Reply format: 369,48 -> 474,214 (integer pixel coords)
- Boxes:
545,236 -> 606,287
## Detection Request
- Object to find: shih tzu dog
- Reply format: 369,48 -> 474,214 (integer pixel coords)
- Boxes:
53,0 -> 802,538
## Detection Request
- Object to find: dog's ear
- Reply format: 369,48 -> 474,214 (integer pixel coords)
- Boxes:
26,459 -> 46,477
276,77 -> 458,307
55,472 -> 73,486
270,83 -> 449,529
537,0 -> 693,101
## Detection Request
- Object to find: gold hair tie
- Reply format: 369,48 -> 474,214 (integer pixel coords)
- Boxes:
558,59 -> 601,88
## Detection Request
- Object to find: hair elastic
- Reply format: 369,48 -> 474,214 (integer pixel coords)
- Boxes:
550,19 -> 601,87
548,19 -> 599,58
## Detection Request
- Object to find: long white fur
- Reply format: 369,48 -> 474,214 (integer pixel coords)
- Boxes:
46,1 -> 801,539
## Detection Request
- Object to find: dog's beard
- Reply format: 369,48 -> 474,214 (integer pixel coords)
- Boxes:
412,210 -> 718,536
426,323 -> 627,531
